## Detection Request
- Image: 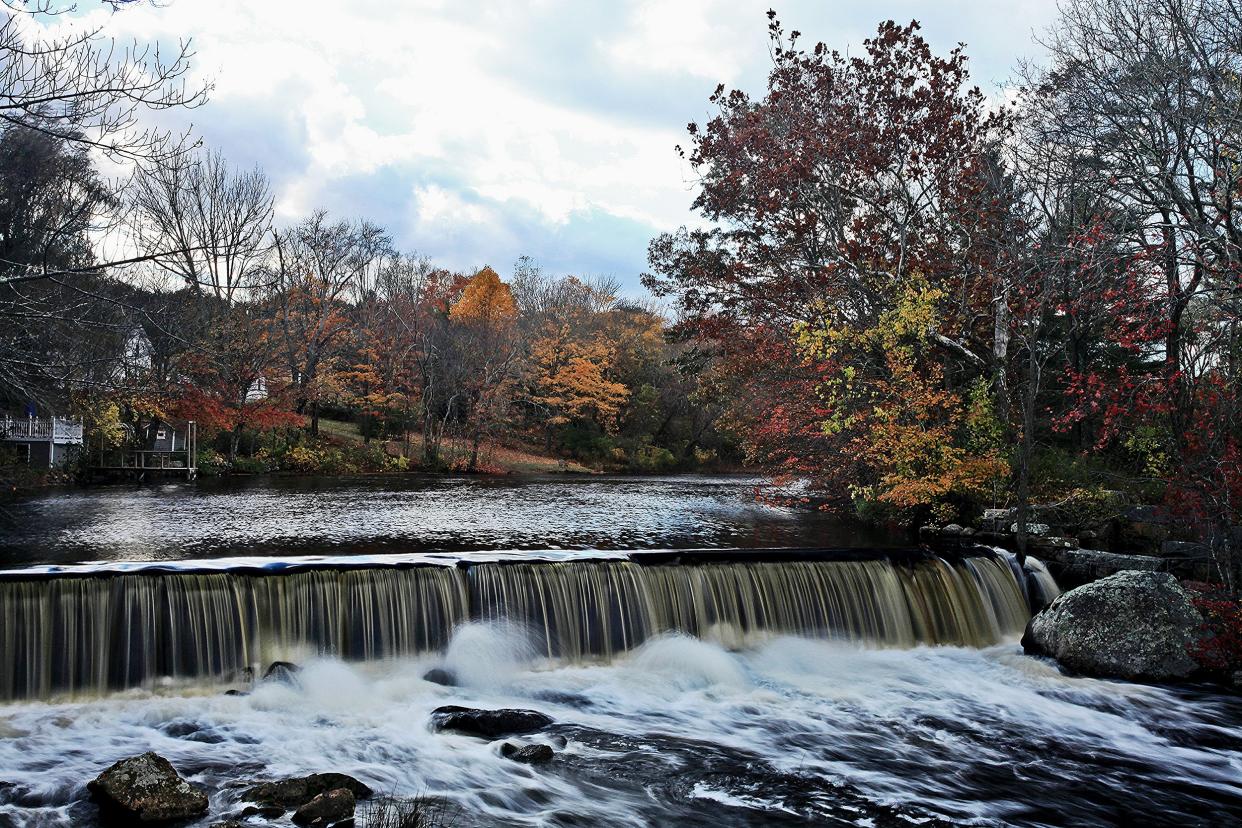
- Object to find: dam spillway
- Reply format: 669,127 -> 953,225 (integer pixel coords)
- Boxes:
0,547 -> 1054,701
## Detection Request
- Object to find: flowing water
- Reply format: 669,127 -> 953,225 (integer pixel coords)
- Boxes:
0,476 -> 1239,827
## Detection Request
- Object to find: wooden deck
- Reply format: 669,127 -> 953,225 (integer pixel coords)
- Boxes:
90,422 -> 199,481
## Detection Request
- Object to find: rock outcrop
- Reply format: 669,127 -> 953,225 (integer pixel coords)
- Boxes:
87,752 -> 208,823
1023,570 -> 1207,681
430,705 -> 553,738
261,661 -> 302,684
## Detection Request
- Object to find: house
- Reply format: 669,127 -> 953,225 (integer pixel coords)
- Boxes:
91,416 -> 198,481
1,412 -> 84,468
142,417 -> 193,453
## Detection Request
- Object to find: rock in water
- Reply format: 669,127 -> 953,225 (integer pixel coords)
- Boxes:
500,742 -> 555,764
87,752 -> 208,823
291,788 -> 355,826
261,661 -> 302,684
243,772 -> 373,809
430,705 -> 553,738
422,667 -> 457,686
1023,570 -> 1205,681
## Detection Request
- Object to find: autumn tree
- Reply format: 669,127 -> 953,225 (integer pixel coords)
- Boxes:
447,266 -> 520,470
524,322 -> 628,449
269,211 -> 391,434
1028,0 -> 1242,584
646,16 -> 1010,519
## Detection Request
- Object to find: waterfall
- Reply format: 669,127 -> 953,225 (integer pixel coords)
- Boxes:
0,549 -> 1047,701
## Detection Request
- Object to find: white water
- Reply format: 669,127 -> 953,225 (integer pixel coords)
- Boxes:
1,624 -> 1239,827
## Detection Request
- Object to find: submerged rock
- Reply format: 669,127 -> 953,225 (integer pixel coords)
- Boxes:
243,772 -> 372,809
87,752 -> 208,823
239,803 -> 286,818
500,742 -> 555,764
422,667 -> 457,686
1023,570 -> 1206,681
430,705 -> 553,738
291,787 -> 355,826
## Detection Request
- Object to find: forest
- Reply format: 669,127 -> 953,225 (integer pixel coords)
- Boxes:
0,9 -> 735,478
1,0 -> 1240,584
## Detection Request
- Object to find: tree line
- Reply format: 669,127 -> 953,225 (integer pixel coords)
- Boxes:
646,1 -> 1242,586
0,1 -> 734,475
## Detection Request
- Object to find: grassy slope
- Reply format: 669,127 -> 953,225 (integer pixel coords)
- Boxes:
317,418 -> 596,474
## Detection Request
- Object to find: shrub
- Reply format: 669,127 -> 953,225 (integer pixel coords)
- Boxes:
196,448 -> 229,476
231,455 -> 276,475
1186,582 -> 1242,673
632,443 -> 677,472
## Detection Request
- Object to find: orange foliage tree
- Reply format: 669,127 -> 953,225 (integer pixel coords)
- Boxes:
448,266 -> 521,470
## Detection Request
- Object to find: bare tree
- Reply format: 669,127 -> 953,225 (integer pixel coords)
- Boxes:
0,0 -> 208,163
129,148 -> 273,303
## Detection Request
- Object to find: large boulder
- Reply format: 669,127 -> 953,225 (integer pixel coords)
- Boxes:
1023,570 -> 1206,681
429,705 -> 553,738
243,772 -> 372,810
87,752 -> 208,823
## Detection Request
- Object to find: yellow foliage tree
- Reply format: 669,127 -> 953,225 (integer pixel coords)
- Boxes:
798,277 -> 1007,521
524,322 -> 629,449
450,266 -> 518,327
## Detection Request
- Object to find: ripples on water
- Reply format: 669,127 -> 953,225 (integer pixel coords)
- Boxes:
0,628 -> 1240,827
0,475 -> 893,565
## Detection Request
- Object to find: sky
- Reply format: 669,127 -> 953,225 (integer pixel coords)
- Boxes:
60,0 -> 1061,295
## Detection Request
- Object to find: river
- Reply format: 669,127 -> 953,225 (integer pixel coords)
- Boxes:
0,475 -> 1239,827
0,474 -> 893,565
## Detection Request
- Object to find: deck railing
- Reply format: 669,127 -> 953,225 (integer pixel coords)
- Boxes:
1,416 -> 83,444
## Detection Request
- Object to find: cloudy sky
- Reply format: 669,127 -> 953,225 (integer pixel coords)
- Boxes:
66,0 -> 1059,294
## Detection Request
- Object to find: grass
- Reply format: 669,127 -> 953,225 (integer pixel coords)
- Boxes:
358,794 -> 457,828
314,418 -> 596,474
316,417 -> 364,443
487,443 -> 595,474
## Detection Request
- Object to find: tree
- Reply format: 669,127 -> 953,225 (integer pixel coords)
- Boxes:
1031,0 -> 1242,584
524,322 -> 629,447
0,0 -> 210,405
448,266 -> 520,470
129,148 -> 273,303
645,16 -> 1009,518
269,211 -> 391,434
0,0 -> 207,163
0,121 -> 120,401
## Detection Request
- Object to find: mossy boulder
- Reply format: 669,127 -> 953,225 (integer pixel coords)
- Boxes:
1023,570 -> 1206,681
87,752 -> 208,823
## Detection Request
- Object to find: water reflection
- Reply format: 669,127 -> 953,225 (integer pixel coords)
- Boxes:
0,475 -> 898,566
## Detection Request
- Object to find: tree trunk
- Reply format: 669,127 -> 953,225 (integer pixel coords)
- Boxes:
1014,339 -> 1040,567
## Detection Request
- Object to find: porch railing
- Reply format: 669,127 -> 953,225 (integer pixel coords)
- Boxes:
1,415 -> 84,444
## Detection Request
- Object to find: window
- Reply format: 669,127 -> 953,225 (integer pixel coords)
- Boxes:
156,429 -> 167,440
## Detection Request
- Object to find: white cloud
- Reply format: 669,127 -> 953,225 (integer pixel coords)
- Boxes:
30,0 -> 1061,291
